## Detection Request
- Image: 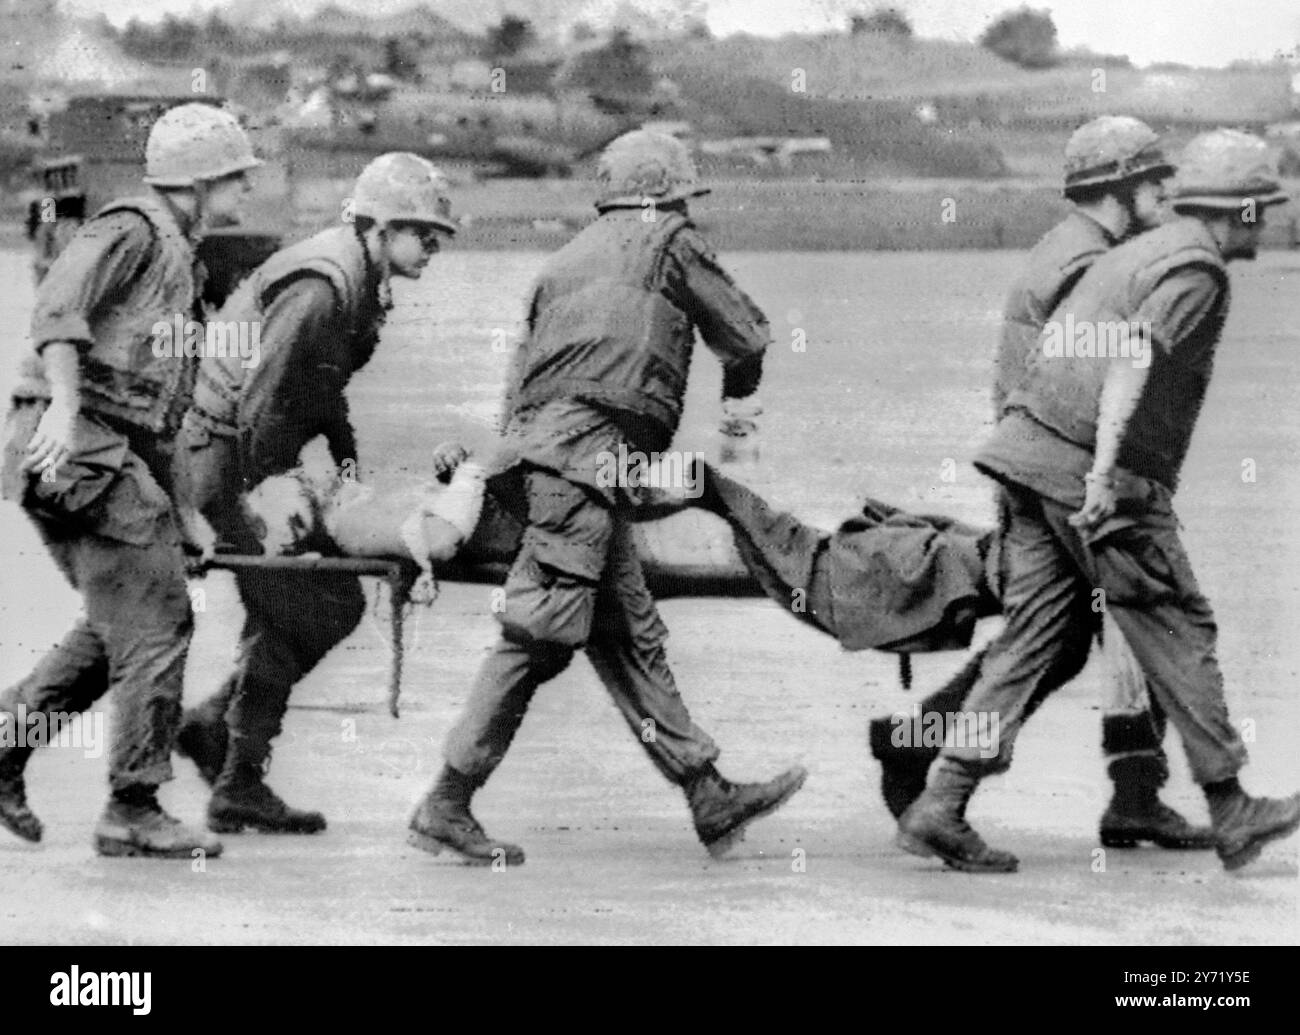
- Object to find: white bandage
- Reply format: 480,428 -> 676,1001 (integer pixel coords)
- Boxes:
427,461 -> 487,542
324,481 -> 374,543
398,510 -> 440,606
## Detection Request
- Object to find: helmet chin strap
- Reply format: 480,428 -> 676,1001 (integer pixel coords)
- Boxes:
191,179 -> 211,232
154,184 -> 203,237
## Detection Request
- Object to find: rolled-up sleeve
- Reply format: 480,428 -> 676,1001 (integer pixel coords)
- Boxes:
30,212 -> 155,352
664,227 -> 770,397
1133,268 -> 1225,355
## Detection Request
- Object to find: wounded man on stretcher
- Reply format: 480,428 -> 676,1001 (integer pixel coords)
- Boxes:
204,448 -> 1002,660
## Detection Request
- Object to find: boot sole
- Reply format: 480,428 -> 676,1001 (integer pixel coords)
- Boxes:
894,829 -> 1019,874
406,830 -> 524,866
702,767 -> 809,860
208,816 -> 326,835
1218,812 -> 1300,872
95,836 -> 223,860
1101,830 -> 1216,850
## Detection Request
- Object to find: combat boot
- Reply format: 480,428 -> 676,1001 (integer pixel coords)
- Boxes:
407,765 -> 525,866
868,716 -> 937,820
1100,755 -> 1214,849
94,788 -> 223,859
208,758 -> 326,834
175,712 -> 229,787
685,762 -> 808,859
0,744 -> 42,844
870,653 -> 986,819
896,758 -> 1018,873
1205,779 -> 1300,871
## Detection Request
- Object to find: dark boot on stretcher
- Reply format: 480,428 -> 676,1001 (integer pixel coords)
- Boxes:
175,702 -> 231,787
896,758 -> 1018,873
1204,779 -> 1300,871
408,765 -> 525,866
868,652 -> 985,819
1100,755 -> 1214,849
208,738 -> 326,834
869,718 -> 938,820
685,762 -> 808,859
0,744 -> 42,843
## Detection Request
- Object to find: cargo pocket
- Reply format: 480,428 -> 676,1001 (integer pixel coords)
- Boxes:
78,451 -> 174,546
499,534 -> 602,647
24,421 -> 128,531
498,472 -> 614,646
1091,524 -> 1184,607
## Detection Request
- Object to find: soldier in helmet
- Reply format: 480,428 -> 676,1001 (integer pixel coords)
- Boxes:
871,117 -> 1215,852
166,153 -> 457,834
896,129 -> 1300,873
407,129 -> 806,866
0,103 -> 259,858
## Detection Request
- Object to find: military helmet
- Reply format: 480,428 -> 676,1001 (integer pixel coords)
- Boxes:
1063,116 -> 1173,196
595,129 -> 709,210
1170,129 -> 1289,211
352,152 -> 457,234
143,103 -> 262,187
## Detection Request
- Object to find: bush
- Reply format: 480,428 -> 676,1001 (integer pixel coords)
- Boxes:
979,7 -> 1059,69
849,7 -> 914,38
563,30 -> 655,113
487,15 -> 535,59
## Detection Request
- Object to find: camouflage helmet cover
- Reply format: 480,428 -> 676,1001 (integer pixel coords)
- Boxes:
595,129 -> 709,210
143,103 -> 262,187
1063,115 -> 1173,195
1170,129 -> 1289,210
353,152 -> 457,234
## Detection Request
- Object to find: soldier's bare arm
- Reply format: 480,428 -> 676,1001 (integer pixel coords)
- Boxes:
1073,268 -> 1223,528
21,342 -> 80,474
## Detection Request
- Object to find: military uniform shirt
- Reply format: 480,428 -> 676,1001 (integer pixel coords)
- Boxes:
30,211 -> 159,353
500,220 -> 770,505
237,271 -> 382,487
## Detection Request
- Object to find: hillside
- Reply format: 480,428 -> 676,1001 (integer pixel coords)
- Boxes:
654,33 -> 1296,126
649,33 -> 1298,179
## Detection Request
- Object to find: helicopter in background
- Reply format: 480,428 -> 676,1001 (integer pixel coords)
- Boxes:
279,61 -> 683,179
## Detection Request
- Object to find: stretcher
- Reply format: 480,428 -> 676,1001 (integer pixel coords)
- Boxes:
202,511 -> 766,719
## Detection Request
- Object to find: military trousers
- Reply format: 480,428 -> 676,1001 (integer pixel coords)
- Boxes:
444,468 -> 720,785
0,403 -> 192,792
940,483 -> 1247,784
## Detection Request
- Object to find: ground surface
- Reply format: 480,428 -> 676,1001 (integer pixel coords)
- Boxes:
1,247 -> 1297,945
